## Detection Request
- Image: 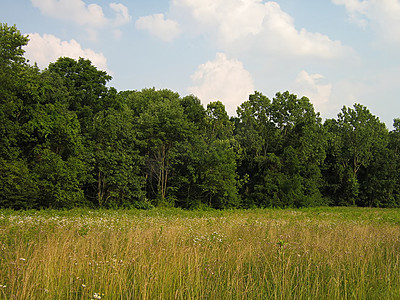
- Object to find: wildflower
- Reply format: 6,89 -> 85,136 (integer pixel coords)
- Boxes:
0,285 -> 6,288
93,292 -> 103,299
81,284 -> 86,288
19,258 -> 26,261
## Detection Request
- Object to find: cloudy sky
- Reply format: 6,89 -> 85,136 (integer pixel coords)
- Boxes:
1,0 -> 400,127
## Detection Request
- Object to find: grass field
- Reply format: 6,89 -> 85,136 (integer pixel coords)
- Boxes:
1,207 -> 400,299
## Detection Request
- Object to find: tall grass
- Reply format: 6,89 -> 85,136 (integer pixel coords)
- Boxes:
1,208 -> 400,299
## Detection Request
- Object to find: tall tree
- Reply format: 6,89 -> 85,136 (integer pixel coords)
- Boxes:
88,107 -> 146,208
236,92 -> 277,207
201,101 -> 239,208
172,95 -> 208,208
236,91 -> 326,208
376,119 -> 400,207
323,104 -> 388,206
0,25 -> 87,208
47,57 -> 126,207
130,89 -> 191,206
0,23 -> 30,161
0,25 -> 39,208
47,57 -> 119,133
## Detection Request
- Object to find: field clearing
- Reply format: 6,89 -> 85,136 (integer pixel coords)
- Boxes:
1,207 -> 400,299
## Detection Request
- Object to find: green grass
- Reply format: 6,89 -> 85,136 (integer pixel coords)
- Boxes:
1,207 -> 400,299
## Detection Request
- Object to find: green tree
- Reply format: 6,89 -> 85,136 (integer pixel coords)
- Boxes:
278,92 -> 327,207
323,104 -> 388,206
0,24 -> 35,208
171,99 -> 240,209
0,159 -> 38,209
18,69 -> 86,208
172,95 -> 208,208
88,107 -> 146,208
47,57 -> 119,133
0,23 -> 28,92
0,23 -> 29,161
200,101 -> 239,208
129,89 -> 191,206
236,92 -> 278,207
377,119 -> 400,207
236,91 -> 326,208
0,24 -> 87,208
47,57 -> 128,207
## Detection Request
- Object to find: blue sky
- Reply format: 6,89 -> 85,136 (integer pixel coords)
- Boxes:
1,0 -> 400,127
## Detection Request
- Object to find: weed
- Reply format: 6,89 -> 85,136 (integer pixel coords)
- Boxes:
0,207 -> 399,298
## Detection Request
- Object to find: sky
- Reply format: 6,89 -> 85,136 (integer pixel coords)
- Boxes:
1,0 -> 400,128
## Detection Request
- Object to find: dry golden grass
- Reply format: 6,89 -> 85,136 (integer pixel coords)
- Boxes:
0,208 -> 400,299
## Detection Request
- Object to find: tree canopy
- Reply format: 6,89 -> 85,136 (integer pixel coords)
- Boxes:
1,23 -> 400,209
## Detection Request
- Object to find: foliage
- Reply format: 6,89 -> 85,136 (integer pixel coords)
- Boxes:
88,108 -> 146,208
323,104 -> 390,206
1,23 -> 400,209
236,91 -> 327,208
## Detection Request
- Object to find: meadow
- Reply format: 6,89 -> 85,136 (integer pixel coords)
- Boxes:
0,207 -> 400,299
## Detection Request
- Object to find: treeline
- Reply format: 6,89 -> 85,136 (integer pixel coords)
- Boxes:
2,24 -> 400,209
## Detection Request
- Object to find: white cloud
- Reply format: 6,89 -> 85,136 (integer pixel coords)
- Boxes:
331,0 -> 369,28
31,0 -> 131,38
188,53 -> 254,116
24,33 -> 109,72
136,14 -> 181,42
173,0 -> 266,42
260,2 -> 348,59
110,2 -> 132,27
332,0 -> 400,46
31,0 -> 107,27
172,0 -> 352,59
292,71 -> 332,114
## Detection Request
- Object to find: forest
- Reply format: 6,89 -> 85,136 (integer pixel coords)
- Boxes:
2,23 -> 400,210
